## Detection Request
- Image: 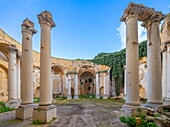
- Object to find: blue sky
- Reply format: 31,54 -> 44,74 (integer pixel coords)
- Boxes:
0,0 -> 169,59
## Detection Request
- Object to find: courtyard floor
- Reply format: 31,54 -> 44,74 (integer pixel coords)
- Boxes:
0,99 -> 127,127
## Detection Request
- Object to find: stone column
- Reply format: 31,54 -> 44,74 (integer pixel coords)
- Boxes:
124,67 -> 126,97
162,48 -> 167,99
107,72 -> 110,96
16,53 -> 21,101
103,73 -> 108,99
67,74 -> 72,100
7,45 -> 19,108
33,11 -> 56,124
125,14 -> 140,106
96,73 -> 100,99
166,42 -> 170,104
16,19 -> 37,120
143,16 -> 163,105
74,73 -> 78,99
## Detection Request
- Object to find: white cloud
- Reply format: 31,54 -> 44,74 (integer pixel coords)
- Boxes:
117,22 -> 147,49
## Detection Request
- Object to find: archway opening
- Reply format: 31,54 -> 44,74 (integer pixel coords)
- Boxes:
52,65 -> 64,97
80,71 -> 95,95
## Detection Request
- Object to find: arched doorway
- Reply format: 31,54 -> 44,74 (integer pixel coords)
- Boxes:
52,65 -> 65,97
0,51 -> 8,102
80,71 -> 95,95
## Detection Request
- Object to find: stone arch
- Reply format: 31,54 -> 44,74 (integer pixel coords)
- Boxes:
51,65 -> 65,96
79,70 -> 95,95
0,43 -> 10,60
0,64 -> 8,102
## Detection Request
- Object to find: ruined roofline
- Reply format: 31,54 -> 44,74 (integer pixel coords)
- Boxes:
120,2 -> 165,22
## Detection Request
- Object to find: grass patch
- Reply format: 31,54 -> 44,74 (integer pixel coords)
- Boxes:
78,94 -> 96,99
32,120 -> 44,124
0,101 -> 15,113
33,97 -> 39,103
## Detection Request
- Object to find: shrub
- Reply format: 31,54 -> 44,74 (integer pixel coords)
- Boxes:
0,101 -> 15,113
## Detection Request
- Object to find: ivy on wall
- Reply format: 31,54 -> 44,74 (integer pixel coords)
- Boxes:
90,40 -> 147,95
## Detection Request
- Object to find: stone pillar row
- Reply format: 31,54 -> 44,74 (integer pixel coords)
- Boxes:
7,44 -> 21,108
66,72 -> 110,100
120,5 -> 165,116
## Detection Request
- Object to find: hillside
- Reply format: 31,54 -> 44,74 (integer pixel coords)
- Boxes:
90,40 -> 147,95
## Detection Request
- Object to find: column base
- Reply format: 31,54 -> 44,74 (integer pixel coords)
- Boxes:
164,98 -> 170,105
6,99 -> 20,108
103,94 -> 108,99
67,95 -> 72,100
144,102 -> 163,113
33,105 -> 57,124
96,94 -> 100,99
74,95 -> 78,100
17,98 -> 22,103
121,104 -> 147,117
147,99 -> 163,104
16,104 -> 34,120
125,101 -> 140,106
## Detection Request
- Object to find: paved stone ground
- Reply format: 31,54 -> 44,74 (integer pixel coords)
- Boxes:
0,99 -> 127,127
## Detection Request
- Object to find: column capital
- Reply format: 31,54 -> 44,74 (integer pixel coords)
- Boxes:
8,44 -> 18,53
21,18 -> 37,35
37,11 -> 56,28
141,12 -> 165,28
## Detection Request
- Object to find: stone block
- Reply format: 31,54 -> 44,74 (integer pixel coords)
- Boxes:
103,94 -> 108,99
33,105 -> 57,124
6,99 -> 20,109
74,95 -> 78,100
121,104 -> 147,117
165,99 -> 170,105
145,103 -> 163,113
16,104 -> 34,120
67,95 -> 72,100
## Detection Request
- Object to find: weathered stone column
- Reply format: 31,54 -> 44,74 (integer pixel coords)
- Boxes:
162,48 -> 167,99
16,53 -> 21,101
125,14 -> 140,106
74,73 -> 78,99
95,73 -> 100,99
143,14 -> 163,105
103,73 -> 108,99
33,11 -> 56,123
166,42 -> 170,104
16,19 -> 37,120
7,45 -> 19,108
67,74 -> 72,100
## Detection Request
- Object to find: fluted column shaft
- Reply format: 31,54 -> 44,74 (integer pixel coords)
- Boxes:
125,15 -> 140,106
